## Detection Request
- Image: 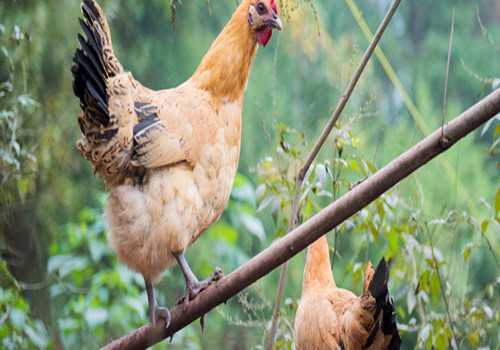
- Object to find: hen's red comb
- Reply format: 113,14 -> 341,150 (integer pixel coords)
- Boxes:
270,0 -> 278,13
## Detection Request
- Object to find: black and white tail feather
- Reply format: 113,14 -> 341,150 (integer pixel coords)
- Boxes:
72,0 -> 122,130
71,0 -> 132,185
365,258 -> 401,349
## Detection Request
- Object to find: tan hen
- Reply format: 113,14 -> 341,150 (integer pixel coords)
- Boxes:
71,0 -> 282,327
294,236 -> 401,349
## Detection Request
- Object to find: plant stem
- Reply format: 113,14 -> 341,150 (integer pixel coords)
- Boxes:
442,8 -> 455,140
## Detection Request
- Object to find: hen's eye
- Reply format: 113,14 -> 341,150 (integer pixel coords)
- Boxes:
256,2 -> 267,15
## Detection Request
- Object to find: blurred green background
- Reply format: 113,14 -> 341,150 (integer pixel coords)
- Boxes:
1,0 -> 499,349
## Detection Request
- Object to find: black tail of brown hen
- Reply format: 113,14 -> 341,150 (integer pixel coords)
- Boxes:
71,0 -> 133,186
72,0 -> 122,126
365,258 -> 401,350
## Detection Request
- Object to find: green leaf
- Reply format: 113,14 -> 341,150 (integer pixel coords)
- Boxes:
467,330 -> 480,347
17,94 -> 38,109
419,323 -> 431,342
9,308 -> 26,330
435,329 -> 449,350
48,255 -> 70,274
348,159 -> 360,173
48,256 -> 88,278
418,270 -> 431,293
387,228 -> 400,255
483,305 -> 494,319
407,290 -> 417,314
494,123 -> 500,137
430,271 -> 441,301
58,318 -> 80,332
89,239 -> 108,262
364,160 -> 378,173
208,222 -> 238,245
116,265 -> 136,286
368,220 -> 378,240
124,296 -> 146,318
0,261 -> 19,290
314,163 -> 330,185
462,243 -> 474,263
257,195 -> 278,213
231,173 -> 256,207
480,219 -> 489,233
84,307 -> 108,326
376,200 -> 385,220
24,322 -> 48,348
239,213 -> 265,241
16,177 -> 30,198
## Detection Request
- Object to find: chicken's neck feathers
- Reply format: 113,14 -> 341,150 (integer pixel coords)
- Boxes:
302,235 -> 336,294
191,0 -> 257,105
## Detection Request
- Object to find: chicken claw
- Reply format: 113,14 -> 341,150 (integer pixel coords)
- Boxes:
188,267 -> 224,300
176,266 -> 224,305
173,253 -> 223,334
174,266 -> 223,335
152,306 -> 172,329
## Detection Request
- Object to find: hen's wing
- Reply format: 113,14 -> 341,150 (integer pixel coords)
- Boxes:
130,101 -> 186,169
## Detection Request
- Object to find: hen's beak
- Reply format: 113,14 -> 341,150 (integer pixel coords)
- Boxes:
266,12 -> 283,31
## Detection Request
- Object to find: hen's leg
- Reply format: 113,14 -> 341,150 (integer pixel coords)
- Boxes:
144,278 -> 171,328
174,253 -> 223,302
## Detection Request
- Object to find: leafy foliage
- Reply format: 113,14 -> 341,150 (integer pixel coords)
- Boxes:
0,262 -> 49,349
0,0 -> 498,349
0,23 -> 37,197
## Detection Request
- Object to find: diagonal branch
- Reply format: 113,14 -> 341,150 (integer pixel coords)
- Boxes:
101,89 -> 500,350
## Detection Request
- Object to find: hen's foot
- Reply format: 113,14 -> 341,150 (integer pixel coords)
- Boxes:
176,267 -> 224,305
151,305 -> 171,329
187,267 -> 223,300
145,278 -> 171,329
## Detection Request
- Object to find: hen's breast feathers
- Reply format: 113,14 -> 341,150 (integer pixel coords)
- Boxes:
106,90 -> 243,280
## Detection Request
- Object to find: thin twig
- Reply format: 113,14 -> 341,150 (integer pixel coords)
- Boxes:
442,8 -> 455,141
100,89 -> 500,350
170,0 -> 178,28
265,0 -> 403,347
331,144 -> 342,266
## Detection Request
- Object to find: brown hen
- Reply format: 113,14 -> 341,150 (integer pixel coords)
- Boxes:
294,236 -> 401,349
71,0 -> 282,327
